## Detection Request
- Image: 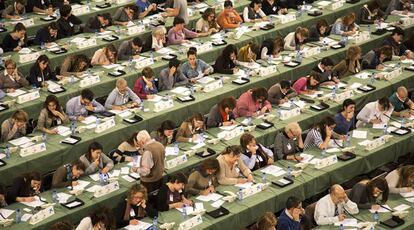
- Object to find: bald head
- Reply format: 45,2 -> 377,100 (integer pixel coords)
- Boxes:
330,184 -> 347,204
330,184 -> 344,194
116,78 -> 128,94
397,86 -> 408,100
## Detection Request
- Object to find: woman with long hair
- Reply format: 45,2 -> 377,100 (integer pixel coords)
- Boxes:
37,95 -> 68,134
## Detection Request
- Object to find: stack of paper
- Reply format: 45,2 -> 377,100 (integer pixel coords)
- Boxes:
369,205 -> 391,213
21,197 -> 45,207
124,222 -> 152,230
7,89 -> 26,97
352,130 -> 367,139
196,193 -> 223,202
80,116 -> 97,124
260,165 -> 286,177
71,180 -> 90,190
0,209 -> 14,220
9,136 -> 32,146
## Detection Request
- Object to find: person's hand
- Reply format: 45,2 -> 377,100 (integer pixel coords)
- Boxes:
376,64 -> 385,70
183,198 -> 193,206
200,189 -> 210,195
292,208 -> 302,221
181,40 -> 189,44
371,204 -> 381,210
100,28 -> 105,33
400,112 -> 411,118
71,181 -> 79,187
6,88 -> 15,93
325,125 -> 332,138
400,55 -> 407,61
279,98 -> 288,104
370,118 -> 381,124
93,157 -> 100,166
24,197 -> 36,202
50,109 -> 61,117
222,121 -> 234,126
147,94 -> 155,99
191,134 -> 200,143
139,199 -> 147,208
78,116 -> 85,121
129,102 -> 139,108
13,46 -> 22,51
169,66 -> 176,77
174,202 -> 184,208
208,186 -> 216,193
267,158 -> 274,164
101,167 -> 109,174
247,174 -> 254,182
203,68 -> 210,76
233,67 -> 239,74
338,214 -> 346,221
12,122 -> 20,131
260,106 -> 268,114
237,178 -> 248,184
406,51 -> 413,59
407,187 -> 413,192
49,129 -> 59,135
85,104 -> 94,112
129,219 -> 139,225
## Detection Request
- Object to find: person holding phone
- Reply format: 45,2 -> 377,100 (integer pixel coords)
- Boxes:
79,142 -> 114,175
0,59 -> 29,92
277,196 -> 306,230
156,173 -> 193,211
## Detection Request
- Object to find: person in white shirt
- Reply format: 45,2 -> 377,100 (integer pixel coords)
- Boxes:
104,78 -> 141,110
76,207 -> 115,230
243,0 -> 268,23
284,27 -> 309,51
385,165 -> 414,194
356,97 -> 394,127
314,184 -> 359,226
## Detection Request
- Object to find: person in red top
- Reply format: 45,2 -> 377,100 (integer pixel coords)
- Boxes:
233,87 -> 272,118
292,73 -> 321,95
133,67 -> 158,100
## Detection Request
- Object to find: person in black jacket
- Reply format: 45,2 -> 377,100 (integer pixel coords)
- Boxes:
206,97 -> 237,128
261,0 -> 287,15
1,23 -> 27,52
26,0 -> 53,14
349,177 -> 389,210
34,22 -> 59,45
28,55 -> 59,88
213,44 -> 239,74
56,4 -> 82,38
156,173 -> 193,211
118,184 -> 158,228
383,27 -> 413,58
9,171 -> 42,204
308,19 -> 330,42
359,0 -> 384,24
84,13 -> 112,33
310,57 -> 337,86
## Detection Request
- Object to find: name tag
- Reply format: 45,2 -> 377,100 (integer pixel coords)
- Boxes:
178,215 -> 203,230
203,80 -> 223,92
127,25 -> 145,35
94,181 -> 120,198
17,91 -> 41,104
130,209 -> 136,217
169,194 -> 174,202
20,142 -> 47,157
95,117 -> 116,133
257,155 -> 263,162
79,75 -> 100,88
287,143 -> 292,150
37,77 -> 42,82
165,155 -> 188,169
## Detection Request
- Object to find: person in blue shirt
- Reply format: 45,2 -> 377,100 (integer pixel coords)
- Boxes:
334,99 -> 356,135
181,48 -> 214,83
277,196 -> 305,230
362,45 -> 392,70
136,0 -> 157,18
389,86 -> 414,118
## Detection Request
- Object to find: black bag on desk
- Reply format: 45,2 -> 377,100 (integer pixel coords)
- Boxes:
61,198 -> 85,209
380,216 -> 405,228
338,151 -> 356,161
357,84 -> 376,92
96,2 -> 111,8
0,159 -> 6,167
207,207 -> 230,218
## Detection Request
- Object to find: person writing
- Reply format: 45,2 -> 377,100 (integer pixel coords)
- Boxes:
79,142 -> 114,175
9,171 -> 42,203
386,165 -> 414,193
176,113 -> 206,143
1,110 -> 28,142
156,173 -> 193,211
274,122 -> 304,160
52,160 -> 85,188
349,178 -> 389,210
216,145 -> 253,185
333,99 -> 356,135
65,89 -> 105,121
186,159 -> 220,195
104,78 -> 141,110
233,87 -> 272,118
206,97 -> 237,128
38,95 -> 68,134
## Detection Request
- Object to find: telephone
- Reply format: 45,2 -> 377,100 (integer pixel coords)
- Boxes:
207,138 -> 220,145
69,189 -> 84,196
160,222 -> 175,230
294,162 -> 308,170
184,149 -> 196,157
244,125 -> 256,132
222,191 -> 237,202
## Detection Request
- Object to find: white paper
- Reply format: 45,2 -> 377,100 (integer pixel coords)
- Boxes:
191,142 -> 206,150
260,165 -> 284,177
56,192 -> 72,203
54,126 -> 71,135
102,64 -> 121,69
89,173 -> 100,181
147,94 -> 163,102
358,140 -> 371,146
354,72 -> 371,79
70,180 -> 90,190
124,221 -> 153,230
211,199 -> 225,208
81,115 -> 97,124
400,191 -> 414,198
393,204 -> 410,211
18,48 -> 32,54
293,100 -> 307,108
165,146 -> 179,156
300,153 -> 314,163
21,197 -> 45,207
278,178 -> 291,184
118,110 -> 132,118
349,82 -> 363,90
121,167 -> 130,174
196,193 -> 223,202
110,170 -> 120,177
65,201 -> 82,208
21,213 -> 32,222
334,218 -> 358,227
352,130 -> 367,139
61,137 -> 78,144
9,136 -> 32,146
373,123 -> 387,129
326,147 -> 341,153
122,175 -> 135,183
86,185 -> 102,193
369,205 -> 391,213
0,209 -> 14,219
405,197 -> 414,202
196,77 -> 215,84
7,89 -> 26,97
235,182 -> 254,189
156,47 -> 174,54
170,86 -> 189,95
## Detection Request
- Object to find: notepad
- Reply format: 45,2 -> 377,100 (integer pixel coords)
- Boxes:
21,197 -> 45,207
7,89 -> 26,97
400,191 -> 414,198
393,204 -> 410,211
352,130 -> 367,139
369,205 -> 391,213
9,136 -> 32,146
71,180 -> 90,190
81,116 -> 97,124
196,193 -> 223,202
0,209 -> 14,219
211,199 -> 225,208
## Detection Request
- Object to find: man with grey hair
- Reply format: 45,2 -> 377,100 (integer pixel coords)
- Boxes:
314,184 -> 359,225
132,130 -> 165,193
104,78 -> 141,110
389,86 -> 414,118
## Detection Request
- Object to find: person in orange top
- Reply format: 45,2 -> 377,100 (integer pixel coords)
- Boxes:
217,1 -> 243,29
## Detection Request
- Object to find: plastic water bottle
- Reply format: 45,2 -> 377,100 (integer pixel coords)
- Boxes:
322,41 -> 327,51
152,216 -> 158,230
56,9 -> 60,18
287,166 -> 292,179
150,51 -> 154,62
96,117 -> 101,126
268,55 -> 272,64
40,42 -> 45,50
295,51 -> 302,63
261,172 -> 267,183
238,188 -> 243,200
0,57 -> 3,67
182,204 -> 188,220
373,211 -> 379,223
133,154 -> 139,167
70,121 -> 76,136
174,142 -> 179,155
370,73 -> 375,85
128,58 -> 133,70
331,86 -> 336,100
42,132 -> 47,142
383,124 -> 388,135
116,25 -> 120,34
321,149 -> 326,157
86,0 -> 91,9
5,145 -> 10,159
368,24 -> 371,34
339,224 -> 344,230
52,190 -> 59,203
345,133 -> 351,147
140,102 -> 145,112
15,208 -> 22,223
99,173 -> 105,186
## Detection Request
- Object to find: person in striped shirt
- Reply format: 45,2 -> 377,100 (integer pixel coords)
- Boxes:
304,116 -> 345,150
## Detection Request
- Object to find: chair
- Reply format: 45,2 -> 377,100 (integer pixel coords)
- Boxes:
304,202 -> 317,228
42,170 -> 56,191
95,95 -> 108,106
26,119 -> 38,134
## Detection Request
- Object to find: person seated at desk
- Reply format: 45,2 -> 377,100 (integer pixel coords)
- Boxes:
118,37 -> 143,61
156,172 -> 193,211
176,113 -> 206,143
109,132 -> 139,164
51,221 -> 74,230
314,184 -> 359,225
332,46 -> 362,78
105,78 -> 141,110
274,122 -> 304,160
304,116 -> 344,150
310,57 -> 337,86
243,0 -> 268,23
308,19 -> 330,42
167,17 -> 210,45
284,27 -> 309,51
9,171 -> 42,204
385,0 -> 413,16
331,13 -> 358,36
362,45 -> 393,70
133,67 -> 158,100
1,23 -> 27,52
240,133 -> 274,171
0,59 -> 29,92
238,42 -> 259,62
51,159 -> 85,188
1,110 -> 28,142
65,89 -> 105,121
261,0 -> 288,15
389,86 -> 414,118
268,80 -> 296,105
186,158 -> 220,196
260,37 -> 284,60
359,0 -> 384,24
217,145 -> 253,185
196,8 -> 220,33
79,142 -> 114,175
334,99 -> 356,135
386,165 -> 414,193
91,44 -> 118,66
34,22 -> 59,46
181,49 -> 214,82
26,0 -> 53,15
118,184 -> 158,228
383,27 -> 413,59
113,4 -> 139,26
76,207 -> 116,230
143,26 -> 167,52
0,183 -> 8,207
136,0 -> 157,19
38,95 -> 68,134
28,55 -> 59,88
349,177 -> 389,210
2,0 -> 25,19
217,0 -> 243,29
150,120 -> 177,146
57,4 -> 82,39
207,97 -> 237,128
60,54 -> 90,77
234,87 -> 272,118
292,73 -> 321,95
51,0 -> 81,9
84,13 -> 112,33
250,212 -> 277,230
213,44 -> 239,74
158,58 -> 188,91
277,196 -> 306,230
356,97 -> 394,128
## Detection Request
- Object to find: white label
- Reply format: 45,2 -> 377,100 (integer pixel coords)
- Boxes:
75,38 -> 96,49
95,117 -> 116,133
72,5 -> 90,15
20,142 -> 46,157
302,47 -> 321,58
93,181 -> 120,198
17,91 -> 40,104
178,214 -> 203,230
134,57 -> 154,69
127,25 -> 145,35
353,32 -> 370,44
153,100 -> 174,112
314,155 -> 338,169
79,75 -> 100,88
238,183 -> 268,200
257,65 -> 277,76
365,135 -> 392,151
19,52 -> 41,64
29,206 -> 54,225
165,155 -> 188,169
330,1 -> 343,10
279,108 -> 301,120
332,90 -> 354,103
217,126 -> 244,140
203,80 -> 223,92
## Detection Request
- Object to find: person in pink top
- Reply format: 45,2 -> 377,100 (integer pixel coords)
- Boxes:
292,73 -> 321,95
233,87 -> 272,118
167,17 -> 211,45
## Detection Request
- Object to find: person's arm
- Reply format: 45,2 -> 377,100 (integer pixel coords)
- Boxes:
185,172 -> 203,195
176,123 -> 192,142
274,133 -> 286,160
175,72 -> 189,87
238,158 -> 252,178
155,185 -> 170,211
91,100 -> 105,113
1,121 -> 17,142
37,110 -> 48,132
112,9 -> 124,25
144,203 -> 158,218
167,30 -> 182,45
332,22 -> 346,36
81,157 -> 97,175
135,151 -> 154,176
356,105 -> 371,124
104,91 -> 117,110
133,79 -> 147,99
28,68 -> 40,88
386,172 -> 413,193
183,28 -> 198,39
206,107 -> 220,128
343,199 -> 359,214
2,6 -> 16,19
243,7 -> 251,22
241,154 -> 257,170
101,154 -> 114,171
284,33 -> 295,51
117,42 -> 130,61
349,184 -> 372,209
52,166 -> 72,188
260,144 -> 274,159
127,88 -> 141,105
91,49 -> 103,66
314,201 -> 339,225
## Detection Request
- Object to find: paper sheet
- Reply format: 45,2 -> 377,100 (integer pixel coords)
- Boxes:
7,89 -> 26,97
349,82 -> 363,90
235,182 -> 254,189
170,86 -> 189,95
110,170 -> 120,177
21,197 -> 45,207
121,167 -> 130,174
393,204 -> 410,211
326,147 -> 340,153
86,185 -> 102,193
124,222 -> 153,230
300,153 -> 314,163
0,209 -> 14,219
57,192 -> 72,203
400,191 -> 414,198
358,140 -> 371,146
71,180 -> 90,190
334,218 -> 358,227
147,94 -> 163,102
89,173 -> 100,181
165,146 -> 179,156
352,130 -> 367,139
211,199 -> 225,208
260,165 -> 284,177
81,116 -> 97,125
9,136 -> 32,146
369,205 -> 391,213
196,193 -> 223,202
191,142 -> 206,150
372,123 -> 387,129
65,201 -> 82,208
354,72 -> 371,79
122,175 -> 135,183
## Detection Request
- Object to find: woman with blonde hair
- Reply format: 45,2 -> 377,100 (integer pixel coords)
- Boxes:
386,165 -> 414,193
332,46 -> 362,78
284,27 -> 309,51
118,184 -> 157,227
274,122 -> 304,160
1,110 -> 28,142
331,12 -> 358,36
238,42 -> 259,62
